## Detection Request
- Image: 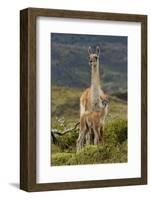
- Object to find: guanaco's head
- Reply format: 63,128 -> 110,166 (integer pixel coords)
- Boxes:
88,46 -> 100,67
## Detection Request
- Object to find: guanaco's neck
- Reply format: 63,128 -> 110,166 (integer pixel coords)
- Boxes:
91,58 -> 101,112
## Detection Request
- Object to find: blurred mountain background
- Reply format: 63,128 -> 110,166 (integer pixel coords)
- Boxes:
51,33 -> 127,94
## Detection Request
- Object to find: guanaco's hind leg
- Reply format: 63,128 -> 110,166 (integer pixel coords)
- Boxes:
85,129 -> 94,145
99,126 -> 104,143
93,128 -> 100,145
76,129 -> 87,151
76,116 -> 87,151
85,132 -> 91,145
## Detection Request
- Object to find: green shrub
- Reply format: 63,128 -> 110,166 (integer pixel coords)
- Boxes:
57,129 -> 79,150
51,152 -> 73,166
51,143 -> 127,166
104,119 -> 127,145
67,145 -> 112,165
51,144 -> 61,153
51,117 -> 79,151
51,118 -> 128,166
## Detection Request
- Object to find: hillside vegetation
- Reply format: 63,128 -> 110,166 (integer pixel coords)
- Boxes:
51,86 -> 127,166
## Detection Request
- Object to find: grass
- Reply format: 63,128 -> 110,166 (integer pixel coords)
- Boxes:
52,141 -> 127,166
51,86 -> 127,123
51,86 -> 82,124
51,86 -> 127,166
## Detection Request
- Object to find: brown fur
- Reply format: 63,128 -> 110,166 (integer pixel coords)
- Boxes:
77,46 -> 109,151
80,87 -> 108,116
77,106 -> 108,151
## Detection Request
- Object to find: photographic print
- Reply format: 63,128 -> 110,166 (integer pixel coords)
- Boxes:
51,33 -> 128,166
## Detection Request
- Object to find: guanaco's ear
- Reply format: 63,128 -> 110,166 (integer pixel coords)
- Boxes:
96,46 -> 100,56
88,46 -> 92,55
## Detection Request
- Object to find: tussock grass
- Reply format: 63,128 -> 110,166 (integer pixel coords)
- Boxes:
51,119 -> 127,166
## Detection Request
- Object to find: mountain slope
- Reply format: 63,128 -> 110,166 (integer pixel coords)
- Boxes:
51,33 -> 127,93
